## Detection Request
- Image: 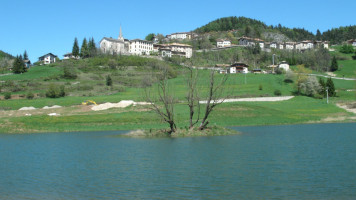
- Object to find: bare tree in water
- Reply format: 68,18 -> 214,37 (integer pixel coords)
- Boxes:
144,68 -> 176,134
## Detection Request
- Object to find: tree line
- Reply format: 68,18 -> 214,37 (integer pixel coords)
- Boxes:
72,37 -> 97,58
193,16 -> 356,44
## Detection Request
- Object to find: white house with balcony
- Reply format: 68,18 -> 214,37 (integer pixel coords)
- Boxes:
38,53 -> 57,64
217,39 -> 231,48
129,39 -> 153,55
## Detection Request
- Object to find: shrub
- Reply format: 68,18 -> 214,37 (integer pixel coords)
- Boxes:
59,85 -> 66,97
46,84 -> 65,98
26,91 -> 35,99
340,44 -> 354,54
258,84 -> 263,90
106,75 -> 113,86
274,89 -> 281,96
4,92 -> 11,99
63,65 -> 77,79
284,70 -> 295,83
275,68 -> 283,74
46,84 -> 59,98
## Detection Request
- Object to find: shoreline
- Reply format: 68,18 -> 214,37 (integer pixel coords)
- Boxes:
1,121 -> 356,135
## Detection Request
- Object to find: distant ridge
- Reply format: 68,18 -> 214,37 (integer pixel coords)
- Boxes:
0,50 -> 14,60
194,16 -> 356,44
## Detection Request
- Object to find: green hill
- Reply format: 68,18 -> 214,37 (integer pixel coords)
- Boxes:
0,50 -> 14,60
194,16 -> 356,44
194,16 -> 315,42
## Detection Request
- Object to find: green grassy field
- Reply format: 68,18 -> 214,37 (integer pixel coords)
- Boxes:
0,53 -> 355,134
0,96 -> 353,134
0,65 -> 62,81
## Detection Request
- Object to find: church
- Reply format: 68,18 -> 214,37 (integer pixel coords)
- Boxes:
100,26 -> 130,55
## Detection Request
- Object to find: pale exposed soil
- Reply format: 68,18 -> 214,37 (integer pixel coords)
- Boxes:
199,96 -> 294,104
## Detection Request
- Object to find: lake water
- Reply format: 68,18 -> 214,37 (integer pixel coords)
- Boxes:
1,123 -> 356,199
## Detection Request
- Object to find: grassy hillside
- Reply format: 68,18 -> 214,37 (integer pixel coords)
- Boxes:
0,51 -> 355,134
0,50 -> 13,60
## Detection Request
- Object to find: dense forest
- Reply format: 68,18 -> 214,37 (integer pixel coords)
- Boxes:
322,25 -> 356,44
194,16 -> 356,44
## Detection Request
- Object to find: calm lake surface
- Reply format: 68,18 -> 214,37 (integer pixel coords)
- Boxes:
1,123 -> 356,199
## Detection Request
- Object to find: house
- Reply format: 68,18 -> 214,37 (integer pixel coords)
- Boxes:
302,40 -> 314,49
347,39 -> 356,46
252,69 -> 262,74
278,61 -> 290,71
270,42 -> 278,49
38,53 -> 57,64
259,42 -> 265,49
278,43 -> 284,50
129,39 -> 153,55
230,63 -> 249,73
23,59 -> 31,68
238,36 -> 264,47
217,39 -> 231,48
285,42 -> 295,50
63,53 -> 79,60
166,32 -> 193,40
155,43 -> 193,58
314,41 -> 329,49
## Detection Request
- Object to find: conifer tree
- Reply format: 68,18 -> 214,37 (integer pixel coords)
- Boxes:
316,29 -> 322,41
88,37 -> 96,57
12,55 -> 26,74
330,56 -> 338,71
318,78 -> 326,96
80,38 -> 89,58
72,37 -> 79,58
23,50 -> 28,60
326,78 -> 336,97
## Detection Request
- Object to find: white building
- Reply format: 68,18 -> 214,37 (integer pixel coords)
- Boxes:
63,53 -> 79,60
278,61 -> 290,71
129,39 -> 153,55
38,53 -> 57,64
278,43 -> 284,49
347,39 -> 356,46
167,32 -> 192,40
259,42 -> 265,49
217,39 -> 231,48
270,42 -> 277,49
100,26 -> 129,55
155,43 -> 193,58
285,42 -> 295,50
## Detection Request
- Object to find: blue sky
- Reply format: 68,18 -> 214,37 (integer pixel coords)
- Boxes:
1,0 -> 355,62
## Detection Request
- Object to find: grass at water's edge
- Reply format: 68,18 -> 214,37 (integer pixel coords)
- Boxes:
119,126 -> 240,138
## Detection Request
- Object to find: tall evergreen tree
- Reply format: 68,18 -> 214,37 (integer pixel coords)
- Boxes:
316,29 -> 322,41
318,78 -> 326,97
12,55 -> 26,74
88,37 -> 96,57
80,38 -> 89,58
23,50 -> 28,60
330,56 -> 338,71
326,78 -> 336,97
72,37 -> 79,58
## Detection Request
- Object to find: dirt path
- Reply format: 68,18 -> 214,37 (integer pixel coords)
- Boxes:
199,96 -> 294,104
